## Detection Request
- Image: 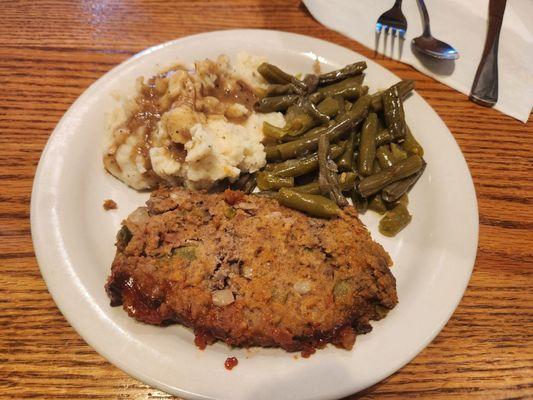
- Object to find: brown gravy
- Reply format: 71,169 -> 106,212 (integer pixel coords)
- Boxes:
119,64 -> 259,175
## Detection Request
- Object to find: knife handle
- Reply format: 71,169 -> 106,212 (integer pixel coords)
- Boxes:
470,0 -> 507,107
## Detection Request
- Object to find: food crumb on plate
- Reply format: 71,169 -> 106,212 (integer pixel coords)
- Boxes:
313,58 -> 321,74
224,357 -> 238,370
103,199 -> 117,210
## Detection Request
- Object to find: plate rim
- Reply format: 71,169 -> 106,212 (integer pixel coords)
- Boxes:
31,28 -> 479,400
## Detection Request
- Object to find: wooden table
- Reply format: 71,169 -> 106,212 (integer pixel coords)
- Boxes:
1,1 -> 531,398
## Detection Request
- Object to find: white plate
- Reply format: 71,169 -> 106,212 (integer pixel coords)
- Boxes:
31,30 -> 478,400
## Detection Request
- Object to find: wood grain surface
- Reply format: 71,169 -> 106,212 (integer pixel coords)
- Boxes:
1,1 -> 532,399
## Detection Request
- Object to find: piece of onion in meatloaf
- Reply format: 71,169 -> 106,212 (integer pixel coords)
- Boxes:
105,188 -> 398,353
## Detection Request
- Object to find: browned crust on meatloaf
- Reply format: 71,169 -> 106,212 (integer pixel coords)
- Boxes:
105,188 -> 397,352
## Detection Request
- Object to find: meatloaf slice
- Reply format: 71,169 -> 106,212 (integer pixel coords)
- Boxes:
106,187 -> 398,353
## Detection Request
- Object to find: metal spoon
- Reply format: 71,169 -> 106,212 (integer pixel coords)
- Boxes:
411,0 -> 459,60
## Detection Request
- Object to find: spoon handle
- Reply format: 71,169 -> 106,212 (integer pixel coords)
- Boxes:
416,0 -> 431,37
470,0 -> 507,107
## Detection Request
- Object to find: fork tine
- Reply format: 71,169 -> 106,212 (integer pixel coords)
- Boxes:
376,2 -> 408,41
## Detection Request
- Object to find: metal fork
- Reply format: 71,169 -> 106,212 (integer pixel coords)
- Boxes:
376,0 -> 407,38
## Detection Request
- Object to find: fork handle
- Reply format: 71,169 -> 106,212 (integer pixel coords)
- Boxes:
470,0 -> 507,107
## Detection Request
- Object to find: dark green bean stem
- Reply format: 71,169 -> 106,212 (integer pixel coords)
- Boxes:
318,133 -> 348,206
303,74 -> 319,94
358,155 -> 423,197
358,112 -> 378,176
318,61 -> 367,85
278,188 -> 341,218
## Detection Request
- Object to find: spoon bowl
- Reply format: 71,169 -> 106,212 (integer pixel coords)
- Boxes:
412,35 -> 459,60
413,0 -> 459,61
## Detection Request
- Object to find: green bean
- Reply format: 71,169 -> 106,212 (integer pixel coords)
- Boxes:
383,85 -> 407,139
268,141 -> 346,178
317,96 -> 342,117
268,97 -> 342,140
116,225 -> 132,249
266,95 -> 371,161
397,193 -> 409,206
278,188 -> 340,218
266,83 -> 301,96
318,133 -> 348,206
373,159 -> 382,174
358,155 -> 424,197
310,77 -> 368,103
293,172 -> 356,194
171,245 -> 197,261
263,122 -> 287,139
257,63 -> 307,91
310,85 -> 369,104
351,74 -> 365,86
254,94 -> 299,113
344,99 -> 353,111
288,96 -> 344,136
368,195 -> 387,214
335,95 -> 347,115
337,130 -> 356,171
303,74 -> 319,94
402,126 -> 424,156
338,171 -> 357,191
371,80 -> 415,112
300,97 -> 330,124
374,129 -> 392,147
376,145 -> 395,169
318,61 -> 367,85
256,172 -> 294,191
254,191 -> 280,200
358,112 -> 378,176
381,160 -> 426,202
230,173 -> 256,194
379,203 -> 412,236
390,143 -> 408,161
351,190 -> 368,213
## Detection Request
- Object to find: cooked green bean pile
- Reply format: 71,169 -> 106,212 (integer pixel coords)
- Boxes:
236,61 -> 425,236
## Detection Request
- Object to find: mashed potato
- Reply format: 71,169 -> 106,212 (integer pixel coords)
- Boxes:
104,53 -> 284,190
